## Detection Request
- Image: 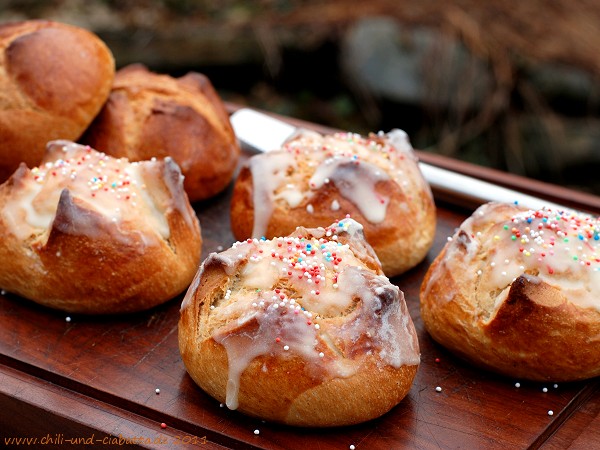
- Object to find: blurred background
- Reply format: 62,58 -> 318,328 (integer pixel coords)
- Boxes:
2,0 -> 600,195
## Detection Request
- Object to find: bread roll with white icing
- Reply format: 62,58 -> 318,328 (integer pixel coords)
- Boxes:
179,218 -> 419,426
0,140 -> 202,314
230,130 -> 436,278
420,202 -> 600,381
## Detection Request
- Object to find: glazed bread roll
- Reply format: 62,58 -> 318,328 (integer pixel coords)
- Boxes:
230,129 -> 436,277
0,20 -> 115,182
81,64 -> 240,202
420,202 -> 600,381
179,218 -> 420,426
0,140 -> 202,314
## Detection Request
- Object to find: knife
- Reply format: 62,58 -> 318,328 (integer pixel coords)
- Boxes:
230,108 -> 569,212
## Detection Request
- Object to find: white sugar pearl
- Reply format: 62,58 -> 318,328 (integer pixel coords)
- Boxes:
435,386 -> 442,392
254,429 -> 260,435
515,382 -> 521,388
155,388 -> 160,394
548,410 -> 554,416
542,387 -> 548,393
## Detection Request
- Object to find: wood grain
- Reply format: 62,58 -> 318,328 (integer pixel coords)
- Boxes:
0,112 -> 598,449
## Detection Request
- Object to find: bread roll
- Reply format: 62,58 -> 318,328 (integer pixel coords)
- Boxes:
420,202 -> 600,381
81,64 -> 240,202
179,218 -> 419,426
230,129 -> 436,277
0,140 -> 202,314
0,20 -> 115,182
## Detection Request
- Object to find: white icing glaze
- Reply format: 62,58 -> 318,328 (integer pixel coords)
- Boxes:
249,151 -> 296,238
207,218 -> 419,410
385,129 -> 414,154
441,203 -> 600,311
1,141 -> 175,241
213,293 -> 321,409
309,157 -> 389,223
247,130 -> 430,238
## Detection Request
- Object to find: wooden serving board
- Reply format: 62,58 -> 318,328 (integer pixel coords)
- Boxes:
0,111 -> 598,449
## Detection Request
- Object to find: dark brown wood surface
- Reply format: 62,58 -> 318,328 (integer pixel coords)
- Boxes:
0,113 -> 598,449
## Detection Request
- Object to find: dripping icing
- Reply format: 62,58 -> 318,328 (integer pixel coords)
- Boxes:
208,218 -> 420,410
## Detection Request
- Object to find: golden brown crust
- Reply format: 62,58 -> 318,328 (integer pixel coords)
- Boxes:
230,130 -> 436,278
0,141 -> 202,314
81,64 -> 240,202
420,202 -> 600,381
179,219 -> 420,426
0,20 -> 115,181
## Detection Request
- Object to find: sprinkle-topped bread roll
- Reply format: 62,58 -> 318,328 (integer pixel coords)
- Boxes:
0,20 -> 115,182
230,129 -> 436,277
420,202 -> 600,381
81,64 -> 240,202
0,140 -> 202,314
179,218 -> 420,426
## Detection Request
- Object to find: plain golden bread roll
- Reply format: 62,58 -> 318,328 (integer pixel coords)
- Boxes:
0,140 -> 202,314
420,202 -> 600,382
81,64 -> 240,202
0,20 -> 115,182
179,218 -> 419,426
230,129 -> 436,277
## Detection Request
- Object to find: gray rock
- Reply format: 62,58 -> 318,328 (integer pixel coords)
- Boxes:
340,16 -> 493,110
